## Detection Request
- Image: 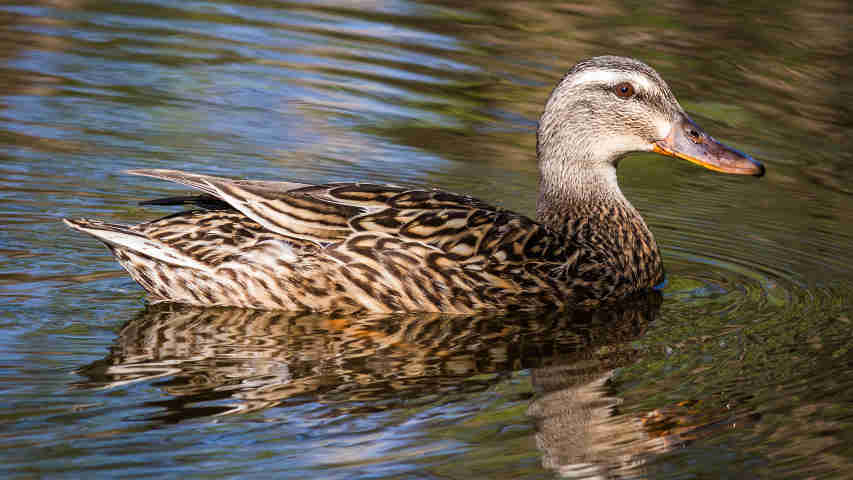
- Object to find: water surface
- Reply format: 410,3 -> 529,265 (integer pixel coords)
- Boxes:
1,0 -> 852,478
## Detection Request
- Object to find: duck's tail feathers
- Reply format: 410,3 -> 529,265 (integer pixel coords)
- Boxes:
62,218 -> 211,271
63,218 -> 146,242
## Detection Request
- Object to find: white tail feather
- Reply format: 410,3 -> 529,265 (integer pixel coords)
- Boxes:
63,218 -> 213,272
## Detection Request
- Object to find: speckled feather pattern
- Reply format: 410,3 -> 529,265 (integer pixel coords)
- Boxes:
65,167 -> 662,313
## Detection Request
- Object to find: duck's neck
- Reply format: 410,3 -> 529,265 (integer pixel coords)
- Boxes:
535,161 -> 664,290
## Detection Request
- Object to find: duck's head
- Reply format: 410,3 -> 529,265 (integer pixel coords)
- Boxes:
537,56 -> 764,198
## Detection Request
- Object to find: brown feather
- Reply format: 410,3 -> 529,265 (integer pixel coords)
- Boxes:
64,168 -> 661,312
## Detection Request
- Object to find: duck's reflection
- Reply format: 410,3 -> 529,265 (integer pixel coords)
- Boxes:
78,294 -> 677,476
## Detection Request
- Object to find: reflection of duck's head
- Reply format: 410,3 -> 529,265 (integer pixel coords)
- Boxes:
537,56 -> 763,209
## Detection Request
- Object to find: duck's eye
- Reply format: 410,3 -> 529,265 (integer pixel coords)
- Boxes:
614,82 -> 635,99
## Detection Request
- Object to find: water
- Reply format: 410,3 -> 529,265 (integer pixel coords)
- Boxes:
1,0 -> 851,478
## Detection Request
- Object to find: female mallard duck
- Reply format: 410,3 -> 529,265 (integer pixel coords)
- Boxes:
64,56 -> 763,313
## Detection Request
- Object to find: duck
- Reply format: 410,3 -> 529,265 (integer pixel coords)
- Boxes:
64,56 -> 764,313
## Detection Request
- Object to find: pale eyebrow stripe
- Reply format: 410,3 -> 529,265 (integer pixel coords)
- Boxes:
567,69 -> 654,91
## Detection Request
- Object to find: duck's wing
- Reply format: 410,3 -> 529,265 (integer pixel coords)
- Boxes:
125,169 -> 572,265
129,169 -> 313,214
126,169 -> 364,243
126,169 -> 313,194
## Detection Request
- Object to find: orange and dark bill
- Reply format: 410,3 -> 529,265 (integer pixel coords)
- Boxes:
653,114 -> 764,177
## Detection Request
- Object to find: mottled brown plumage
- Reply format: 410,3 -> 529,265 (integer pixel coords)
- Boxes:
64,56 -> 763,312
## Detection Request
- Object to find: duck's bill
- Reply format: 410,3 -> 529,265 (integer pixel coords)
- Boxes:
653,115 -> 764,177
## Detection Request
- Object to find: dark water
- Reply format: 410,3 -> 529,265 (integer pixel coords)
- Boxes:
1,0 -> 852,478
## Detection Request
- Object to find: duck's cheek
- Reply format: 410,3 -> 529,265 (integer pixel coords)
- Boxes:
654,117 -> 674,144
591,134 -> 652,160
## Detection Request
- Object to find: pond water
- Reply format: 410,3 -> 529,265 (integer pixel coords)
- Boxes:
1,0 -> 852,478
